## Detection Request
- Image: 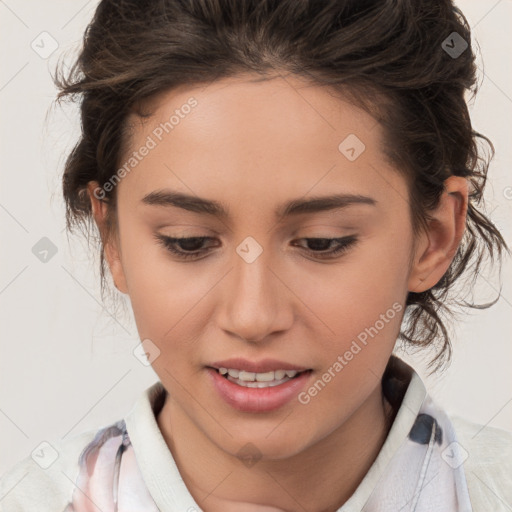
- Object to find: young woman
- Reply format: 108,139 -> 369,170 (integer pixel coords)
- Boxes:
1,0 -> 511,511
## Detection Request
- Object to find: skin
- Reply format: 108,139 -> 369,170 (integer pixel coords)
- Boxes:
87,73 -> 468,512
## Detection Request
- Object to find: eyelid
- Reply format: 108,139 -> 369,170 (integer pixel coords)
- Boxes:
154,233 -> 359,261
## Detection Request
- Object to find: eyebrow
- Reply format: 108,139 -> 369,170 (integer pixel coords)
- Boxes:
141,189 -> 377,219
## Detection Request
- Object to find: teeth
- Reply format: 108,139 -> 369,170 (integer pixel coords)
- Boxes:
229,376 -> 292,388
274,370 -> 286,380
255,371 -> 275,382
238,371 -> 256,381
216,367 -> 304,385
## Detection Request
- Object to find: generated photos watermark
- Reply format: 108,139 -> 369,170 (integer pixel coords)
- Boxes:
298,301 -> 403,405
93,97 -> 198,200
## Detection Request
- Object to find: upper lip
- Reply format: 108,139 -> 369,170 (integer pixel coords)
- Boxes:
209,358 -> 310,373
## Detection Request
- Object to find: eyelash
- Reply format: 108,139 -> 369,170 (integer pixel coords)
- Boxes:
153,234 -> 358,261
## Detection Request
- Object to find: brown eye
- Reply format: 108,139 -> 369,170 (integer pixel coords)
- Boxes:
154,234 -> 216,260
293,236 -> 358,259
154,234 -> 358,262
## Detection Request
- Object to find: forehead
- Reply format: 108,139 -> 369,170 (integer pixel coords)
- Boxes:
131,73 -> 379,145
118,74 -> 405,216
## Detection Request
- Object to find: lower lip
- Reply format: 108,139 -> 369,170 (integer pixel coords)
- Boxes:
207,368 -> 312,413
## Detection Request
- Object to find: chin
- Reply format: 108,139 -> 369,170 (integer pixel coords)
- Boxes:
213,423 -> 316,462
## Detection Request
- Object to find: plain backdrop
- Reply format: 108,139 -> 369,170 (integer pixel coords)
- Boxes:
1,0 -> 511,476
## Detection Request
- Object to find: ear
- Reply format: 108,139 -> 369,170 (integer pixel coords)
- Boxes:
86,182 -> 129,295
407,176 -> 469,293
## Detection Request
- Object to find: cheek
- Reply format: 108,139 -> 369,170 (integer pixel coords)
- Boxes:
116,220 -> 193,338
295,246 -> 409,426
119,227 -> 222,371
292,232 -> 410,384
297,234 -> 409,329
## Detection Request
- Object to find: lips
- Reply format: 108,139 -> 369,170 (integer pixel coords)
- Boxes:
207,367 -> 313,412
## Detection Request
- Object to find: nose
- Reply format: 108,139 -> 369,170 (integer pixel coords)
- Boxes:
218,248 -> 292,344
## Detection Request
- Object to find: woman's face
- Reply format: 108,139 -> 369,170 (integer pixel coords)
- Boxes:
90,74 -> 425,459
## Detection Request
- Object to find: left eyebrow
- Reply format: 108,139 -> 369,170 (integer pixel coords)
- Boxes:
141,189 -> 377,220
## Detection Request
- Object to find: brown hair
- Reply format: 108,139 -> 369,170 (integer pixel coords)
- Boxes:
52,0 -> 509,371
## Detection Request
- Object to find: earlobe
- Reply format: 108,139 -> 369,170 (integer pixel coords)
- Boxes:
86,182 -> 129,295
407,176 -> 468,293
104,245 -> 129,295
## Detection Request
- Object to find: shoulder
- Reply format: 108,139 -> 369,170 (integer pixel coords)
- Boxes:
0,423 -> 122,512
451,415 -> 512,511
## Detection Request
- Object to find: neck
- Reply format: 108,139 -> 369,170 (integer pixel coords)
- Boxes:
157,382 -> 396,512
